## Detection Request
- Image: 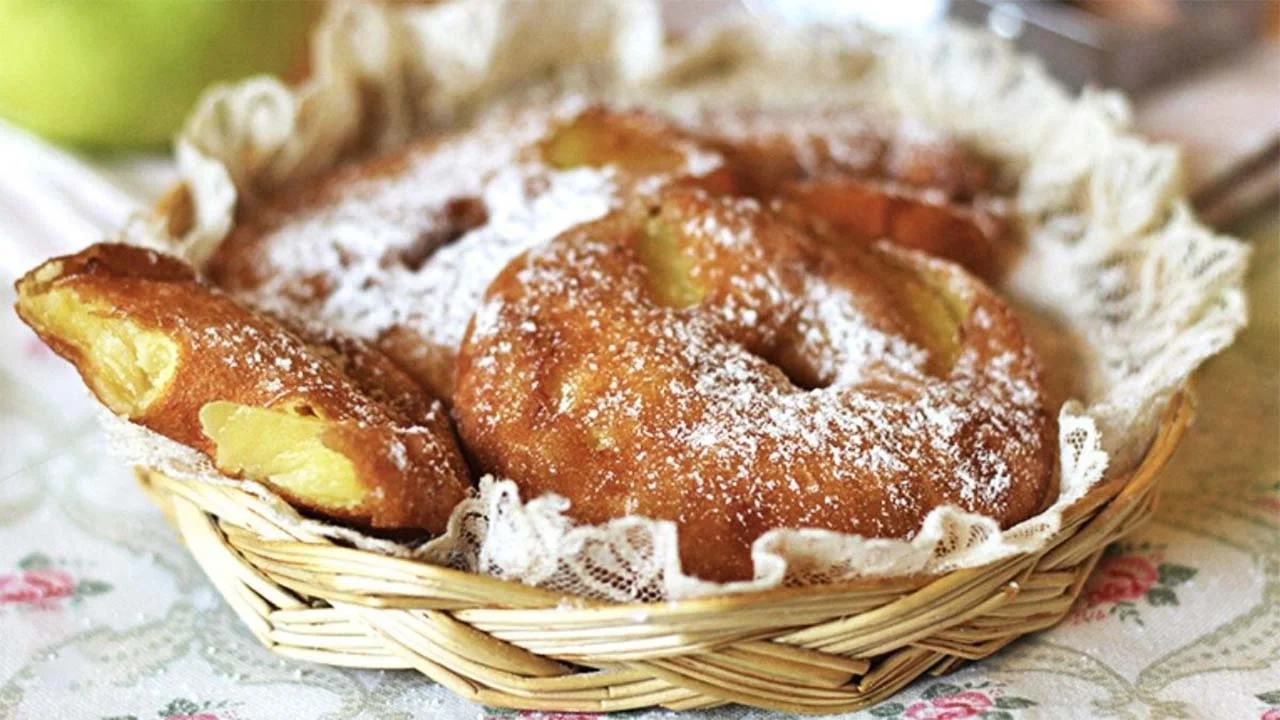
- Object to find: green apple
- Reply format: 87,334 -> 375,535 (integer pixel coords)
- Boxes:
0,0 -> 315,150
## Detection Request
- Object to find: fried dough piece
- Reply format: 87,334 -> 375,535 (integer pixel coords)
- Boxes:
780,177 -> 1005,282
206,103 -> 734,402
455,187 -> 1055,583
15,243 -> 471,532
694,107 -> 1009,281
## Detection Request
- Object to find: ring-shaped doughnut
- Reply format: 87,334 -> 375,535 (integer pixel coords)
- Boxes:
455,187 -> 1055,582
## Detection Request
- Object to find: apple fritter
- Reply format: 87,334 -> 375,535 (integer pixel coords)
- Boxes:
205,103 -> 735,403
692,106 -> 1009,281
15,243 -> 471,533
455,187 -> 1055,583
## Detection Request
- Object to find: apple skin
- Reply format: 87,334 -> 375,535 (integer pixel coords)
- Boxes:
0,0 -> 315,150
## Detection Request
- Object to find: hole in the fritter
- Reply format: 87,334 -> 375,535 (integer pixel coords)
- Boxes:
749,342 -> 832,392
774,360 -> 830,392
396,196 -> 489,272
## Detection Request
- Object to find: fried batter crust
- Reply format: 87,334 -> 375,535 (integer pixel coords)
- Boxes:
455,188 -> 1055,582
694,107 -> 1009,281
206,104 -> 735,402
15,243 -> 471,533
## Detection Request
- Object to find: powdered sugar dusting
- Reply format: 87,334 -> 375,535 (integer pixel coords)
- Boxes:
460,192 -> 1052,559
191,316 -> 386,425
698,105 -> 886,178
223,99 -> 723,384
796,280 -> 928,385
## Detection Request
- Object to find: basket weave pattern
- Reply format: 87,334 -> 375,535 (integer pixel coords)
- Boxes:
134,391 -> 1191,714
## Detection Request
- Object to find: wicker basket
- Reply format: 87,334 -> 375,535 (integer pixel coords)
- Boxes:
130,193 -> 1193,713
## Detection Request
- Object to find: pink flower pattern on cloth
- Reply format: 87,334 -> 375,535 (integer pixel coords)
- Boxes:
1085,555 -> 1159,605
865,682 -> 1037,719
1257,690 -> 1280,720
0,568 -> 76,605
0,553 -> 111,609
903,690 -> 992,719
1068,541 -> 1199,626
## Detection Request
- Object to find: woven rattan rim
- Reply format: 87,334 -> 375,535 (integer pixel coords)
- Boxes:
133,349 -> 1193,715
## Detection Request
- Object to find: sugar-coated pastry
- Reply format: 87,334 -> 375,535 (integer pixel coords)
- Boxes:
454,187 -> 1055,582
207,103 -> 733,402
15,243 -> 471,532
779,176 -> 1005,283
692,106 -> 1008,281
14,100 -> 1053,585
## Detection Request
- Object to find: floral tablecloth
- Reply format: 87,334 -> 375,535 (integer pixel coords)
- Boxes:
0,152 -> 1276,720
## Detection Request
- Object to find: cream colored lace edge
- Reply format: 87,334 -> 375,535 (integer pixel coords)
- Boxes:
111,0 -> 1248,602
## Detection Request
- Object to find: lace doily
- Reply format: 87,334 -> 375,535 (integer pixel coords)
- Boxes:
113,0 -> 1248,601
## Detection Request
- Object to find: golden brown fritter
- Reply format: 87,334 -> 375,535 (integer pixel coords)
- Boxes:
778,177 -> 1005,283
206,103 -> 735,402
454,187 -> 1055,582
15,243 -> 471,533
13,103 -> 1054,585
692,106 -> 1008,281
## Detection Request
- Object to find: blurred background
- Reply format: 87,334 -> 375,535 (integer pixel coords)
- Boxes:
0,0 -> 1275,252
0,0 -> 1276,374
734,0 -> 1280,227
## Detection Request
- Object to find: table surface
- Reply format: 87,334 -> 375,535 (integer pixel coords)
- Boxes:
0,144 -> 1276,720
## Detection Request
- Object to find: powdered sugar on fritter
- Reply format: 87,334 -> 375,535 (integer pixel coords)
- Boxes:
459,191 -> 1052,554
221,100 -> 721,385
